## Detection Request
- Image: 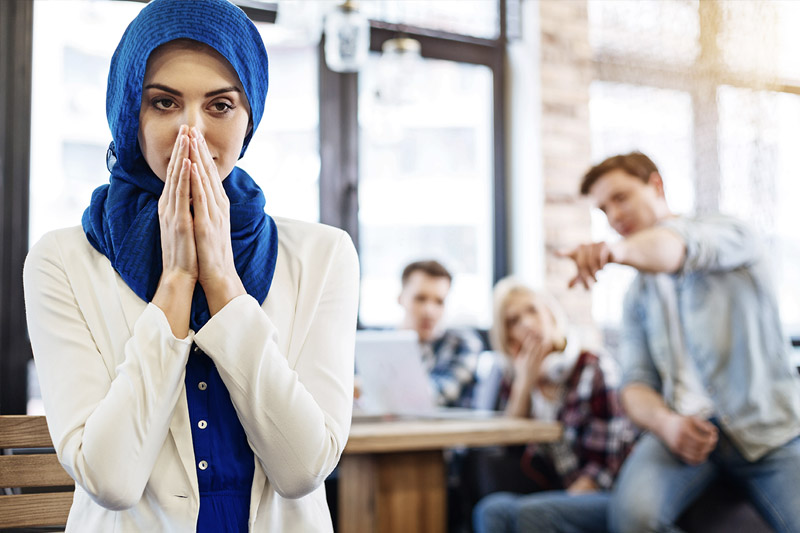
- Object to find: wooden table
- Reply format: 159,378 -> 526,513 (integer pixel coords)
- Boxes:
338,416 -> 562,533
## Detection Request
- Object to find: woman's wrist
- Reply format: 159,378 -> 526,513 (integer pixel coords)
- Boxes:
152,271 -> 195,338
201,273 -> 246,317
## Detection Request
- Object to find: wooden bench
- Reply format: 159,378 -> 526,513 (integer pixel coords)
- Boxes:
0,415 -> 73,530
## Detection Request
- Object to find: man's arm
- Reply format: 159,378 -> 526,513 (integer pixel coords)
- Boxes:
561,215 -> 761,289
620,382 -> 674,433
622,383 -> 718,466
611,226 -> 685,274
559,226 -> 685,289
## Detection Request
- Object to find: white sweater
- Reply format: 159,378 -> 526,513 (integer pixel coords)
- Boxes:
23,217 -> 359,532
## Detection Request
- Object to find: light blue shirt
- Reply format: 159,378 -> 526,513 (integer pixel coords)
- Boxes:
620,214 -> 800,461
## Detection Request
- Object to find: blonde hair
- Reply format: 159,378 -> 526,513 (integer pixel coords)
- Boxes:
490,277 -> 569,357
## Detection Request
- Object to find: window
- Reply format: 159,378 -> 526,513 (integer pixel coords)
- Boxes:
240,24 -> 319,222
29,0 -> 145,247
588,0 -> 800,339
358,54 -> 494,327
717,87 -> 800,331
361,0 -> 500,40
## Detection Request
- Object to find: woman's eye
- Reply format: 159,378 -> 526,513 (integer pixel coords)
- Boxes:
152,98 -> 175,110
211,101 -> 233,113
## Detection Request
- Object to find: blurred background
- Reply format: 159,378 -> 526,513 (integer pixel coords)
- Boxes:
2,0 -> 799,414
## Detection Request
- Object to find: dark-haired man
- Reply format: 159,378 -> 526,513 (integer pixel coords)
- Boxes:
560,152 -> 800,532
399,260 -> 483,408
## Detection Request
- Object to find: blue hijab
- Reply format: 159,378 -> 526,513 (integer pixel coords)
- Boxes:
82,0 -> 278,331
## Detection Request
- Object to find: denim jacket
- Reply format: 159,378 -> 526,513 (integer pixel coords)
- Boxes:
620,214 -> 800,461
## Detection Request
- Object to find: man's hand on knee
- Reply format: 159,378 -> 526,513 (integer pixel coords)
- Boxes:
657,413 -> 718,465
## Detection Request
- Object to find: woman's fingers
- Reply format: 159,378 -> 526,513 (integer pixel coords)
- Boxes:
190,161 -> 209,220
175,158 -> 193,218
164,132 -> 189,215
165,125 -> 187,182
190,128 -> 226,206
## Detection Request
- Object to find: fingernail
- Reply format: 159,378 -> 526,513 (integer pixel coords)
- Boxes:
192,139 -> 198,150
180,135 -> 186,147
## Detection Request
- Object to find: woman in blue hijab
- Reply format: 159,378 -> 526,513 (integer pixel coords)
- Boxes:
23,1 -> 359,531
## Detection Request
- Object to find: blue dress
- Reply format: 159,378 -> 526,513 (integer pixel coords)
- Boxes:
185,343 -> 254,532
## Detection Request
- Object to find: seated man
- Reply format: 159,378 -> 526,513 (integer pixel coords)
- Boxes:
398,260 -> 483,408
561,151 -> 800,533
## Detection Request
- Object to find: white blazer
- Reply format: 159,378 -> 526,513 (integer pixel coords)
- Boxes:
23,217 -> 359,532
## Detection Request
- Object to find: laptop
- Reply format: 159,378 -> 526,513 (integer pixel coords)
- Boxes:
352,329 -> 498,420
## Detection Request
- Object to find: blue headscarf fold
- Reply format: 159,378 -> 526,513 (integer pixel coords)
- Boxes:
82,0 -> 278,331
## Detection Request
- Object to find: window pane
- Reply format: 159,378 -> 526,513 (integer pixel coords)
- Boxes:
718,86 -> 800,332
358,54 -> 494,327
588,81 -> 695,327
719,0 -> 800,83
30,1 -> 318,252
29,0 -> 145,247
588,0 -> 699,66
239,24 -> 320,222
361,0 -> 499,40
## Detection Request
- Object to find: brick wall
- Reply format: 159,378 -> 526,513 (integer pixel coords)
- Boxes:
537,0 -> 597,341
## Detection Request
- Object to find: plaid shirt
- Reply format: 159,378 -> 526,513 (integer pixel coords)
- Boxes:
420,329 -> 483,408
499,351 -> 638,490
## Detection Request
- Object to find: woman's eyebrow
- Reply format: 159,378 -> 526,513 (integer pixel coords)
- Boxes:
205,86 -> 241,97
142,84 -> 241,98
143,83 -> 182,96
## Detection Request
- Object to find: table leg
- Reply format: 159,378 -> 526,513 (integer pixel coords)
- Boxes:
339,454 -> 377,532
339,450 -> 446,533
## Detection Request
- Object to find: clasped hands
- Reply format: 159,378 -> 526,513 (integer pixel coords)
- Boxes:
157,125 -> 245,317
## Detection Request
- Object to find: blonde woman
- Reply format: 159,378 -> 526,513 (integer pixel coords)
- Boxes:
473,278 -> 637,533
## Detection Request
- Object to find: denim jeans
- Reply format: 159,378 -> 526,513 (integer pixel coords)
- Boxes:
609,430 -> 800,533
473,490 -> 611,533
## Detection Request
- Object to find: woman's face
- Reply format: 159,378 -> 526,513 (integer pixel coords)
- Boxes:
503,291 -> 556,356
138,43 -> 251,182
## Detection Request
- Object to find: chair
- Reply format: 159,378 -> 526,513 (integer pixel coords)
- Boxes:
0,415 -> 73,530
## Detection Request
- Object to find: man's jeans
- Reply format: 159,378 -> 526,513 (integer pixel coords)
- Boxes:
473,490 -> 611,533
609,429 -> 800,533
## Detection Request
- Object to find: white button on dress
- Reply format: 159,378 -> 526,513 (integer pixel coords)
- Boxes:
198,460 -> 208,470
198,420 -> 207,429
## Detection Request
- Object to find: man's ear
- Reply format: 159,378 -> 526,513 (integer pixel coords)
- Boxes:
649,171 -> 666,197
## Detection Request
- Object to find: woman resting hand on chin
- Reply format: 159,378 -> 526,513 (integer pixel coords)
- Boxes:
472,278 -> 637,533
23,1 -> 358,531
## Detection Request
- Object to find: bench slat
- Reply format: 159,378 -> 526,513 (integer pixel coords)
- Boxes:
0,415 -> 52,448
0,492 -> 73,528
0,454 -> 74,487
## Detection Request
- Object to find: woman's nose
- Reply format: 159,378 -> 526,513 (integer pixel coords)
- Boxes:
181,108 -> 206,138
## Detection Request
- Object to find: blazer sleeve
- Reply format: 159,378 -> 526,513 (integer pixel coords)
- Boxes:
193,230 -> 359,499
23,232 -> 193,510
